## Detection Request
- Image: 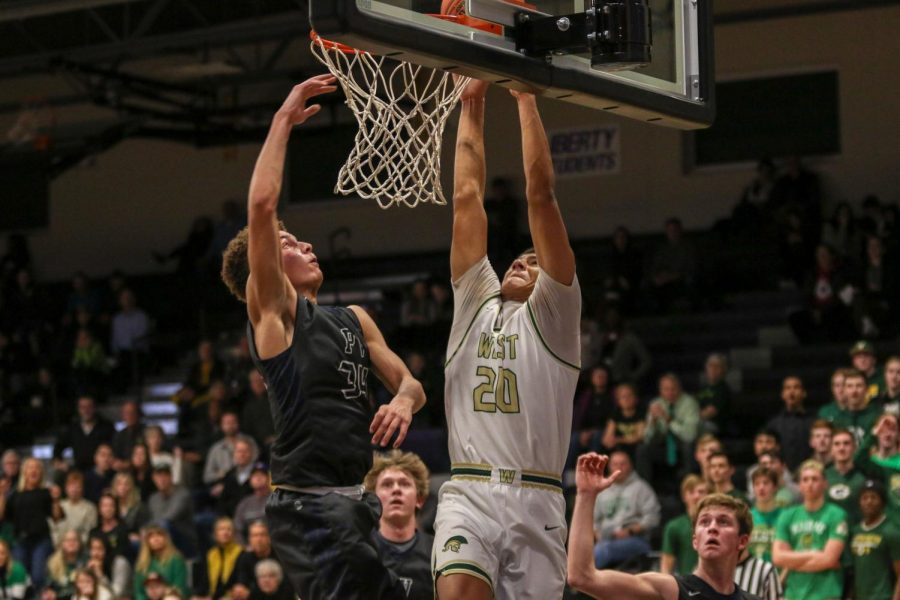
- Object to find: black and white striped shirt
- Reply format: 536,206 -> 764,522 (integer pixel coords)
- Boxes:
734,556 -> 782,600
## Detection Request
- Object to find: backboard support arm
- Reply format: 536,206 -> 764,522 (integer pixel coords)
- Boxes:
511,1 -> 652,70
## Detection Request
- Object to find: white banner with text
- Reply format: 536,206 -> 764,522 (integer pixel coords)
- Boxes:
548,125 -> 620,178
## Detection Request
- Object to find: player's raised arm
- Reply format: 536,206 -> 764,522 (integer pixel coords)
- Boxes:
511,90 -> 575,285
567,453 -> 674,600
245,76 -> 336,350
349,306 -> 426,449
450,78 -> 490,281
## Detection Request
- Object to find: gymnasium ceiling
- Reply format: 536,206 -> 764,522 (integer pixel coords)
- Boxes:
0,0 -> 894,171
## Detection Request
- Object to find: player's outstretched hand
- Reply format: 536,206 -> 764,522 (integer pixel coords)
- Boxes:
509,87 -> 536,102
459,77 -> 490,102
277,74 -> 338,126
370,394 -> 414,448
575,452 -> 621,496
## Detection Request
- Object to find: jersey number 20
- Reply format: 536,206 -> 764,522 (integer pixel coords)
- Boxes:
473,366 -> 520,413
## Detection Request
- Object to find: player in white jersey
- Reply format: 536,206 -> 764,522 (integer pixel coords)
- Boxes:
432,79 -> 581,600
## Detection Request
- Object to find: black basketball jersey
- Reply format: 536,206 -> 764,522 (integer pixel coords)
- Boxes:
248,297 -> 373,488
376,530 -> 434,600
674,574 -> 762,600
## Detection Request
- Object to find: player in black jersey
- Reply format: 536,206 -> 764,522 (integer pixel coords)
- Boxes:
568,453 -> 762,600
364,451 -> 434,600
221,75 -> 426,600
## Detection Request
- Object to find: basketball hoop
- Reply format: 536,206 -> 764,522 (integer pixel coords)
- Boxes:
310,29 -> 468,209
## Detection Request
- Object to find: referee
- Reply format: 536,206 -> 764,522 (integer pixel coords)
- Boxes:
734,547 -> 783,600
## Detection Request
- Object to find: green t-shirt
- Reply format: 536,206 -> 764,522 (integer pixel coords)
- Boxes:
1,560 -> 29,599
661,513 -> 697,575
833,403 -> 882,446
134,556 -> 189,600
818,401 -> 845,423
825,464 -> 867,523
0,520 -> 14,547
749,506 -> 782,563
851,517 -> 900,600
775,502 -> 849,600
775,486 -> 798,508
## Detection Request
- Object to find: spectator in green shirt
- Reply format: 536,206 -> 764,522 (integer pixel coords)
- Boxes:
661,474 -> 709,575
749,467 -> 782,563
0,539 -> 30,599
773,460 -> 848,600
133,524 -> 189,600
833,369 -> 882,445
817,369 -> 848,424
824,428 -> 866,523
708,452 -> 748,504
850,479 -> 900,600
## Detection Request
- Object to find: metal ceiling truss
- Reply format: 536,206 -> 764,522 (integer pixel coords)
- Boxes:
0,0 -> 347,167
0,0 -> 311,76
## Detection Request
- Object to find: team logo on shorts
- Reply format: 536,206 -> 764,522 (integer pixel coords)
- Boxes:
442,535 -> 468,553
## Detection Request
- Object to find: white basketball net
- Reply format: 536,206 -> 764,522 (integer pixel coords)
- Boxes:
311,34 -> 468,209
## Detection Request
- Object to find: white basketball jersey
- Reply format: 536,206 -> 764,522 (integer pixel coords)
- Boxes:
444,257 -> 581,474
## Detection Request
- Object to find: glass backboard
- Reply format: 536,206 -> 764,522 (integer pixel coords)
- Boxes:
308,0 -> 714,129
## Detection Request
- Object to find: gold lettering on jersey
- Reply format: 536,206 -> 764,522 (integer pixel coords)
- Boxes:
498,469 -> 517,484
851,532 -> 883,556
472,366 -> 520,414
478,333 -> 492,359
507,335 -> 518,359
494,335 -> 505,359
473,366 -> 497,412
476,332 -> 519,360
497,368 -> 520,413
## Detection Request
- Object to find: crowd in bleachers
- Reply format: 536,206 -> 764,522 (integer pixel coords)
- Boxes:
0,158 -> 899,599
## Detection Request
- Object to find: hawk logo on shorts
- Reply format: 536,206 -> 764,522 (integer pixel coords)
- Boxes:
442,535 -> 468,553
